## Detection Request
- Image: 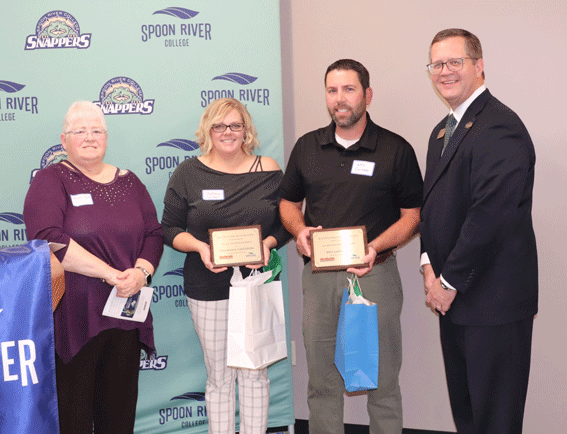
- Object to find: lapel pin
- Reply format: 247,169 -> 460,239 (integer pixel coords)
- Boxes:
437,128 -> 446,139
465,121 -> 474,129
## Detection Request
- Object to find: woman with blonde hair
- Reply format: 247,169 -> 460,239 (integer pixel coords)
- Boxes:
162,98 -> 289,434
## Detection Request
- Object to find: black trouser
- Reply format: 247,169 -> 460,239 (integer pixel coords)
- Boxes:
440,316 -> 533,434
56,328 -> 141,434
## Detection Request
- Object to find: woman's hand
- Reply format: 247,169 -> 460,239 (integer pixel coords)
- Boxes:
115,268 -> 146,298
197,241 -> 228,273
101,267 -> 122,288
246,236 -> 276,269
171,232 -> 227,273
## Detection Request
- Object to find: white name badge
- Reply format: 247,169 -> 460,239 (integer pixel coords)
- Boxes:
202,189 -> 225,201
351,160 -> 375,177
70,193 -> 94,207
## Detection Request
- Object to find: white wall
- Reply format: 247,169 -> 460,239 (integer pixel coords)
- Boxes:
280,0 -> 567,431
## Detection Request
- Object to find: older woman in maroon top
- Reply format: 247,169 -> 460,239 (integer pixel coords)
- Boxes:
24,101 -> 163,434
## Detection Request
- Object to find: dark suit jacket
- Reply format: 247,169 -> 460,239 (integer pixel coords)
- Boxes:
420,89 -> 538,326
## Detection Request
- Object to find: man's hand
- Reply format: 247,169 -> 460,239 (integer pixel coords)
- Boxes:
296,226 -> 321,258
422,263 -> 436,295
425,277 -> 457,315
347,246 -> 377,277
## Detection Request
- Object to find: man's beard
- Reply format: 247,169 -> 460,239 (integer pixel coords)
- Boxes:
328,99 -> 366,129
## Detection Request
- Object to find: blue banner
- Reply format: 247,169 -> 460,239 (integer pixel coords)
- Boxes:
0,240 -> 59,433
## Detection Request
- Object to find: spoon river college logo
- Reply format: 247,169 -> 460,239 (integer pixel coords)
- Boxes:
24,10 -> 91,50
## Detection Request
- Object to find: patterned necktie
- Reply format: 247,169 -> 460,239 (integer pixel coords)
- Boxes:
441,114 -> 457,156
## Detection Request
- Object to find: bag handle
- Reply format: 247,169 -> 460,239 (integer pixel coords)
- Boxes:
346,274 -> 375,306
348,274 -> 363,297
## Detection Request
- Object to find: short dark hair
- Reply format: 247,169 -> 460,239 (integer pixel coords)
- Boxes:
325,59 -> 370,90
430,29 -> 485,79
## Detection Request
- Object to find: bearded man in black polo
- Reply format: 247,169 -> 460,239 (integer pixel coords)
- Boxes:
279,59 -> 423,434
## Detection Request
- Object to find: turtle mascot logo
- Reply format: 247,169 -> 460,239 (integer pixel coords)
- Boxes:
30,145 -> 68,182
94,77 -> 155,115
25,11 -> 91,50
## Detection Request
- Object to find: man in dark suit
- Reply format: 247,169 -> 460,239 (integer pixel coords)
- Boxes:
420,29 -> 538,434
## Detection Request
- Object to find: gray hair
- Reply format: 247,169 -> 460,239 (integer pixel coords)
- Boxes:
62,101 -> 107,133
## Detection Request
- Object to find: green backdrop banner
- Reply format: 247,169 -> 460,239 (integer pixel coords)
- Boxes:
0,1 -> 293,433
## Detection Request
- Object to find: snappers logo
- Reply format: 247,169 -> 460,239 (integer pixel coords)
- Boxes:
0,213 -> 28,249
25,11 -> 91,50
94,77 -> 154,115
30,145 -> 68,182
0,81 -> 39,122
201,73 -> 270,107
141,7 -> 212,48
145,139 -> 199,177
140,350 -> 169,371
152,268 -> 188,308
159,392 -> 207,428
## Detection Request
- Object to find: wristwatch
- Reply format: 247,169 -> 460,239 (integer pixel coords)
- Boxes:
440,280 -> 456,291
136,266 -> 152,286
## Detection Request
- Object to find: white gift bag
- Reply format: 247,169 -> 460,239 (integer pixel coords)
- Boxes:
227,268 -> 287,369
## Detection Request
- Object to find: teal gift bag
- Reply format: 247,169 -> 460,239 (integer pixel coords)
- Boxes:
334,275 -> 379,392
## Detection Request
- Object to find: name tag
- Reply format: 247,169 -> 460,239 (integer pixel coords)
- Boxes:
70,193 -> 94,207
202,189 -> 225,201
351,160 -> 375,177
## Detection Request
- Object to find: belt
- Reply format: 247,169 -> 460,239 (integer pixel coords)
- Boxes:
374,250 -> 394,265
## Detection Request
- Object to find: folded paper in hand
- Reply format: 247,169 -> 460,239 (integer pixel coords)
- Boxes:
102,286 -> 153,323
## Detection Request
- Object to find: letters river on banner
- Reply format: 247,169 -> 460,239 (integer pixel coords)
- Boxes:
1,340 -> 39,387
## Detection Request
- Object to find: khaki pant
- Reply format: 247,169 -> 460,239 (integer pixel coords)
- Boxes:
302,255 -> 403,434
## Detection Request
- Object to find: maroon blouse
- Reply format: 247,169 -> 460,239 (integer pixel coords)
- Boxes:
24,162 -> 163,363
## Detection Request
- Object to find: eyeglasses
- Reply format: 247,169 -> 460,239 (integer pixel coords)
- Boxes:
211,123 -> 245,133
427,58 -> 477,75
65,129 -> 107,139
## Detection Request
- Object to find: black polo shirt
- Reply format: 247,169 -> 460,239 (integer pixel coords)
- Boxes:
280,114 -> 423,244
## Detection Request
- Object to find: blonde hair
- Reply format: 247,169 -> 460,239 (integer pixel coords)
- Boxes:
196,98 -> 259,156
62,101 -> 107,133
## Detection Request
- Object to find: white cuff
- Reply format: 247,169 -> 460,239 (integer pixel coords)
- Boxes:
440,275 -> 456,291
419,252 -> 431,273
